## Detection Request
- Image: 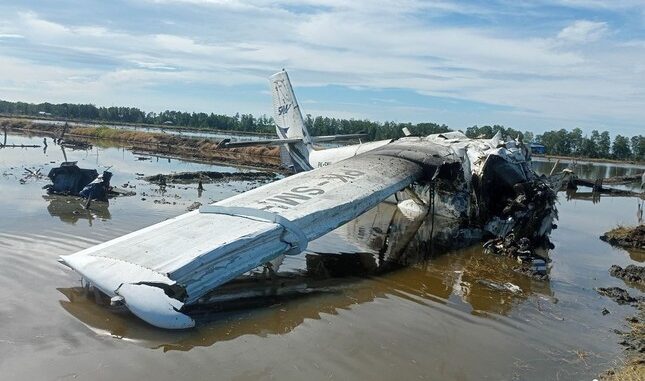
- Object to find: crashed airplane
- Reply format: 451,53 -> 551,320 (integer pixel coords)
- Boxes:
59,70 -> 558,329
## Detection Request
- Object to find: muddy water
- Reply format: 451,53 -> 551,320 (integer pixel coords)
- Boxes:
1,132 -> 643,381
29,119 -> 273,142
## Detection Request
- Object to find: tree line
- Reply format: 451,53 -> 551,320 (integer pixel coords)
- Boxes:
0,99 -> 450,140
465,125 -> 643,161
1,99 -> 642,161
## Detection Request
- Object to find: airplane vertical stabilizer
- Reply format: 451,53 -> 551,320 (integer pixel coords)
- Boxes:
270,70 -> 313,171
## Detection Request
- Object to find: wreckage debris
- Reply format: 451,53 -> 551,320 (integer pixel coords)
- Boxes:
59,139 -> 92,150
483,234 -> 550,280
78,172 -> 112,202
601,173 -> 645,185
609,265 -> 645,287
596,287 -> 644,306
476,279 -> 522,294
601,225 -> 645,250
20,168 -> 45,183
45,162 -> 133,201
566,174 -> 644,197
0,143 -> 41,148
187,202 -> 202,211
45,162 -> 100,196
143,170 -> 277,184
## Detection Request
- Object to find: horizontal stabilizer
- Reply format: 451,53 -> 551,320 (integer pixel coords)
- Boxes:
218,133 -> 366,148
217,137 -> 304,148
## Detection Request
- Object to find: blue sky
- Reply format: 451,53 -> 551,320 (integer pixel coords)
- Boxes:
0,0 -> 644,136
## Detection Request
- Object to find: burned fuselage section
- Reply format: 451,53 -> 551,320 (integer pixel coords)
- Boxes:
381,132 -> 558,248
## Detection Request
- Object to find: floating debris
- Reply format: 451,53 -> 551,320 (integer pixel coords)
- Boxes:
45,162 -> 133,201
476,279 -> 522,294
21,167 -> 45,182
45,162 -> 101,196
483,233 -> 550,279
566,174 -> 644,197
143,170 -> 277,184
59,139 -> 92,150
187,201 -> 202,211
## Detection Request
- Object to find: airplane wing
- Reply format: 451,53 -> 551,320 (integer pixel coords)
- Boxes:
60,139 -> 455,329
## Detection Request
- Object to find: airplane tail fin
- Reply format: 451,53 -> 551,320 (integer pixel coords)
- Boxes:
270,70 -> 313,172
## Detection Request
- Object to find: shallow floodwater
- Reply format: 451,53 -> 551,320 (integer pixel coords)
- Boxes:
0,133 -> 643,381
30,119 -> 272,142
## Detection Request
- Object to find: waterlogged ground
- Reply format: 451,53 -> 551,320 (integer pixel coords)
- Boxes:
0,132 -> 644,381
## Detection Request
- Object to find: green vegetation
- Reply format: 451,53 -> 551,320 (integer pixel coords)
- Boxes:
465,125 -> 643,161
1,99 -> 642,161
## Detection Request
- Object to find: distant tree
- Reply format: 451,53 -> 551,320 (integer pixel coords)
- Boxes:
612,135 -> 632,159
598,131 -> 611,158
569,128 -> 584,155
578,136 -> 597,157
631,135 -> 644,161
589,130 -> 601,158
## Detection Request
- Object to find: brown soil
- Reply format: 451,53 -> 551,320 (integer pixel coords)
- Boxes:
143,171 -> 277,184
1,119 -> 283,170
600,303 -> 645,381
610,265 -> 645,288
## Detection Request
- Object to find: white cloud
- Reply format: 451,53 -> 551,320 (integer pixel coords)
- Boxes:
557,20 -> 608,43
0,3 -> 643,134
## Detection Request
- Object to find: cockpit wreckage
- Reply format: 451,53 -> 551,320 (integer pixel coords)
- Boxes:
59,71 -> 561,329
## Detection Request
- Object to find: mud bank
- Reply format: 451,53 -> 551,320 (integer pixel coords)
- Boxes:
600,302 -> 645,380
610,265 -> 645,288
2,119 -> 283,170
596,287 -> 644,305
143,170 -> 277,184
598,265 -> 645,379
601,225 -> 645,250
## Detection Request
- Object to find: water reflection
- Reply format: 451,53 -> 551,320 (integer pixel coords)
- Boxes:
44,195 -> 111,225
533,159 -> 643,189
59,202 -> 552,350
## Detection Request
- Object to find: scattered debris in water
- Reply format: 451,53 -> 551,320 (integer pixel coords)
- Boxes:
143,170 -> 278,184
59,139 -> 92,150
20,167 -> 46,184
187,201 -> 202,211
45,162 -> 102,196
601,225 -> 645,250
476,279 -> 522,294
567,172 -> 644,195
45,162 -> 134,201
483,233 -> 550,280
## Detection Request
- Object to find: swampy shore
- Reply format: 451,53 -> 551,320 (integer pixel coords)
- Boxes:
1,118 -> 283,170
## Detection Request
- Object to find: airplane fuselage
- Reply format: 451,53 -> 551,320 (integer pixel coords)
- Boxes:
308,139 -> 393,168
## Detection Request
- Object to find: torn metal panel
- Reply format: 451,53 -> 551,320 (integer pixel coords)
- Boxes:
46,162 -> 99,195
